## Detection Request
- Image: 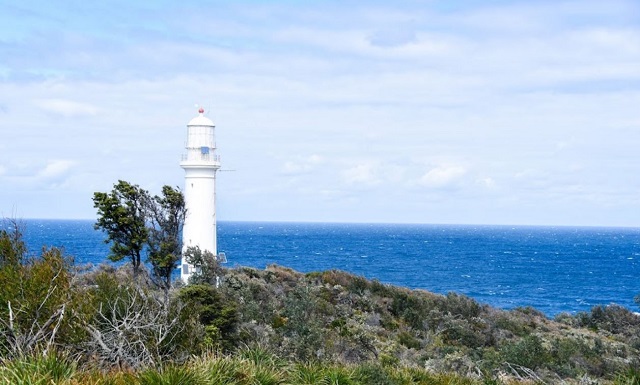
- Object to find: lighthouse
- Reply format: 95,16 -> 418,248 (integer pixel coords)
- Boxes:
180,107 -> 220,283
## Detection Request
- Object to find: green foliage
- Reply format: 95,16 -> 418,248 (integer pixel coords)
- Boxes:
397,331 -> 421,350
0,219 -> 26,267
147,185 -> 187,297
234,346 -> 288,385
492,313 -> 532,337
78,270 -> 140,330
93,180 -> 150,279
615,365 -> 640,385
500,334 -> 548,370
280,286 -> 324,361
441,292 -> 482,319
212,264 -> 640,382
292,362 -> 340,384
0,352 -> 488,385
439,316 -> 487,348
0,239 -> 76,357
137,365 -> 206,385
184,246 -> 220,286
178,285 -> 239,352
94,181 -> 187,294
195,353 -> 242,385
0,352 -> 76,385
236,346 -> 276,369
347,276 -> 370,296
370,279 -> 393,297
3,216 -> 640,385
389,289 -> 432,330
76,273 -> 196,369
322,366 -> 356,385
318,270 -> 351,287
355,363 -> 397,385
579,304 -> 640,335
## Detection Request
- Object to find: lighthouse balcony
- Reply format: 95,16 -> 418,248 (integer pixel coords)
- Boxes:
180,153 -> 221,165
181,153 -> 220,163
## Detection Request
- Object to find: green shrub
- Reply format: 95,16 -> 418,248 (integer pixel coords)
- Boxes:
0,352 -> 76,385
280,286 -> 325,361
500,334 -> 548,370
322,366 -> 357,385
441,292 -> 482,319
398,331 -> 421,350
249,366 -> 287,385
347,276 -> 369,296
0,222 -> 26,266
355,363 -> 395,385
615,365 -> 640,385
237,345 -> 280,368
80,279 -> 192,369
0,237 -> 77,357
137,365 -> 206,385
492,313 -> 532,337
320,270 -> 355,288
390,291 -> 430,330
370,279 -> 393,298
291,362 -> 327,385
191,352 -> 243,385
439,317 -> 487,348
178,284 -> 239,352
586,305 -> 640,336
305,271 -> 323,280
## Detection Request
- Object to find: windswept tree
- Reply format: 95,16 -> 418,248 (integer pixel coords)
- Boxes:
147,185 -> 187,303
93,181 -> 187,293
93,180 -> 150,281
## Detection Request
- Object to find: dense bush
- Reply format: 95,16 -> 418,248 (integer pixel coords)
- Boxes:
577,305 -> 640,336
178,284 -> 239,352
2,221 -> 640,383
0,225 -> 81,358
213,264 -> 640,383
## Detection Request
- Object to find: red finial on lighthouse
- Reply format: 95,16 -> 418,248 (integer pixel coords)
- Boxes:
198,107 -> 205,114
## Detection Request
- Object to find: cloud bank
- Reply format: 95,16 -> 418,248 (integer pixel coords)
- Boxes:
0,0 -> 638,226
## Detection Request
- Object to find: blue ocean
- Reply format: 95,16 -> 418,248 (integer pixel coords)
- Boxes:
9,219 -> 640,317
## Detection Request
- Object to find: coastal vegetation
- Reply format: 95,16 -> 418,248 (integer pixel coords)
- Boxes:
93,180 -> 187,301
2,214 -> 640,383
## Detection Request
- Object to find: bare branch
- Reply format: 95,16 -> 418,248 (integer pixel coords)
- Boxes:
80,288 -> 185,369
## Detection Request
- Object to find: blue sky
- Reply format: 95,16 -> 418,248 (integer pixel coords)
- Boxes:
1,0 -> 639,226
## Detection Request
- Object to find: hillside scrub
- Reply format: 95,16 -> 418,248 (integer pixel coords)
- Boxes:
220,265 -> 640,383
2,225 -> 640,383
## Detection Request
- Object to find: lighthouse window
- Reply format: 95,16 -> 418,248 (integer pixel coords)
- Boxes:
201,146 -> 210,155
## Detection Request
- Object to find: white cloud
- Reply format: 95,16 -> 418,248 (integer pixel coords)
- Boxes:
476,177 -> 495,188
36,160 -> 75,180
35,99 -> 99,117
419,165 -> 467,189
341,162 -> 381,186
281,155 -> 323,175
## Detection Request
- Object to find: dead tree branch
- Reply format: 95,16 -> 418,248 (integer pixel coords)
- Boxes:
81,288 -> 184,369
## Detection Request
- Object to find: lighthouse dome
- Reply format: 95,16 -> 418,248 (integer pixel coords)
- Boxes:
188,108 -> 214,126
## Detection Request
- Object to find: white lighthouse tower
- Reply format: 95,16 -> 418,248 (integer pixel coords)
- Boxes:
180,107 -> 220,283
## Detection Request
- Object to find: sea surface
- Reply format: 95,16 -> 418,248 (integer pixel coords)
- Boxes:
6,219 -> 640,317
